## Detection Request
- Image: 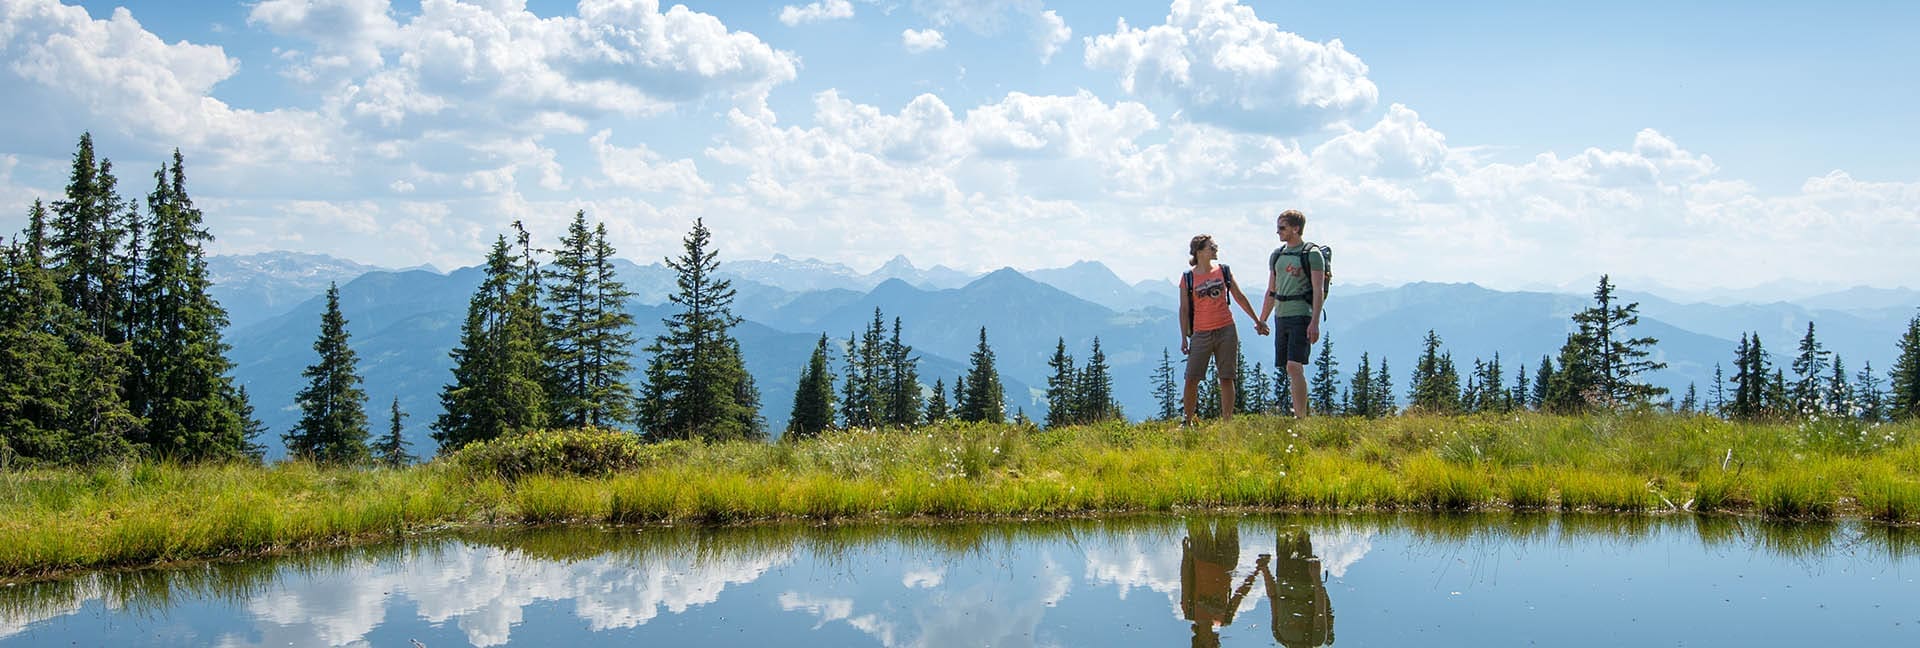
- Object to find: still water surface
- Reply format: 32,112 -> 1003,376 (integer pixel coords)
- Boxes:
3,515 -> 1917,646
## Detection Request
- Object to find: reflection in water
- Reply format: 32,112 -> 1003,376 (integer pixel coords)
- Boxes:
3,516 -> 1917,647
1179,520 -> 1334,648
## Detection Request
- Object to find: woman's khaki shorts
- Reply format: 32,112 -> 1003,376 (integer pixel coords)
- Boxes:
1185,325 -> 1239,382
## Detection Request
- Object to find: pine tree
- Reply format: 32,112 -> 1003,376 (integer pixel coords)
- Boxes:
375,398 -> 416,468
1679,383 -> 1698,414
285,284 -> 369,464
1152,348 -> 1178,421
839,332 -> 868,428
1513,361 -> 1531,412
1078,337 -> 1119,422
1044,338 -> 1076,428
1247,362 -> 1271,415
232,385 -> 267,462
1856,361 -> 1886,422
544,213 -> 637,429
1572,275 -> 1667,406
1730,334 -> 1756,419
49,133 -> 133,344
640,219 -> 758,441
1483,353 -> 1507,413
726,338 -> 765,435
1892,312 -> 1920,420
925,378 -> 950,423
787,334 -> 837,440
1709,363 -> 1728,417
1790,322 -> 1830,416
1530,355 -> 1553,411
1825,355 -> 1852,417
1373,358 -> 1397,416
853,309 -> 891,428
1410,330 -> 1460,414
1544,323 -> 1597,413
1766,368 -> 1791,416
885,317 -> 921,428
1272,366 -> 1292,416
958,327 -> 1004,423
129,151 -> 244,460
433,236 -> 549,452
0,222 -> 134,465
1347,352 -> 1375,417
1310,334 -> 1339,415
951,374 -> 968,421
1199,365 -> 1221,419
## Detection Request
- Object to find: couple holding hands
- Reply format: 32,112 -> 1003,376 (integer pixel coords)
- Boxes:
1178,209 -> 1327,426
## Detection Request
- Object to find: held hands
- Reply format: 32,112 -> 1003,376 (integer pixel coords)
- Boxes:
1254,320 -> 1270,336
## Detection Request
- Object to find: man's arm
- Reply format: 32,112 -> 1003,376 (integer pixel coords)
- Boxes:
1257,267 -> 1277,322
1307,251 -> 1326,341
1228,278 -> 1267,334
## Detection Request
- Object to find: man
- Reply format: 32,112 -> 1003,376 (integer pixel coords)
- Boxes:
1257,210 -> 1326,418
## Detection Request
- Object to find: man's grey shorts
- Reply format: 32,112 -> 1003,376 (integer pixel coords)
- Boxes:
1186,325 -> 1239,382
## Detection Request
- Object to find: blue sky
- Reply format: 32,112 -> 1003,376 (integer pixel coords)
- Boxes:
2,0 -> 1916,292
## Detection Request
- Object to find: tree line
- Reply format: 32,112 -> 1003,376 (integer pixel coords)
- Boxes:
1149,275 -> 1920,422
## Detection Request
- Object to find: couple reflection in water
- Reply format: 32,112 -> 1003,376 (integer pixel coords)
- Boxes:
1181,518 -> 1334,647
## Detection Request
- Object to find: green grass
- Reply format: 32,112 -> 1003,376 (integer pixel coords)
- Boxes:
4,412 -> 1918,581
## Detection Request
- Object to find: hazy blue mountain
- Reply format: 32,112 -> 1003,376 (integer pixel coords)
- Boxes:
209,252 -> 399,329
1027,260 -> 1168,312
1795,287 -> 1920,314
717,254 -> 865,292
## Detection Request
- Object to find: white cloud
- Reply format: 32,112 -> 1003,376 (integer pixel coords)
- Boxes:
779,0 -> 854,26
901,27 -> 946,53
1084,0 -> 1378,134
0,0 -> 336,165
1311,103 -> 1449,178
588,129 -> 710,194
909,0 -> 1070,62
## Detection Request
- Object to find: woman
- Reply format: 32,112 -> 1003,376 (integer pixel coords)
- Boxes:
1180,234 -> 1267,426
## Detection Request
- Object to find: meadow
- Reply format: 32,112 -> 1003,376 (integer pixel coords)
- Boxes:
4,412 -> 1917,581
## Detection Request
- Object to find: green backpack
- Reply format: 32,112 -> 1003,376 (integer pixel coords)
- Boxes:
1269,243 -> 1332,316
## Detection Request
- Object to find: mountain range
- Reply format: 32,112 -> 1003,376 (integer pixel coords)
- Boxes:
213,251 -> 1917,460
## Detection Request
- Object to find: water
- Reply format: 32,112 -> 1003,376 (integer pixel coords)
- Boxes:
3,515 -> 1917,646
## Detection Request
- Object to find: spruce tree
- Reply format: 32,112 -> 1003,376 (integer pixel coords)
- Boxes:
1411,330 -> 1459,414
1544,324 -> 1597,413
1045,338 -> 1076,428
958,327 -> 1004,424
1824,356 -> 1852,416
1710,363 -> 1728,417
1347,352 -> 1375,417
1730,334 -> 1756,419
433,237 -> 549,452
1079,337 -> 1119,422
1373,358 -> 1397,416
1572,275 -> 1666,405
1891,312 -> 1920,420
0,223 -> 133,465
951,374 -> 968,421
925,378 -> 950,423
1152,348 -> 1178,421
885,317 -> 921,428
1272,367 -> 1291,416
1530,356 -> 1553,411
788,334 -> 837,440
1679,383 -> 1698,414
856,309 -> 891,427
1199,365 -> 1221,419
1790,322 -> 1830,416
130,151 -> 244,460
1513,361 -> 1531,412
639,219 -> 758,441
233,385 -> 268,462
1855,361 -> 1886,422
839,332 -> 867,428
1247,362 -> 1271,415
285,284 -> 370,464
49,133 -> 133,344
1766,368 -> 1791,416
1310,334 -> 1339,415
1483,353 -> 1507,413
375,398 -> 416,468
544,213 -> 637,429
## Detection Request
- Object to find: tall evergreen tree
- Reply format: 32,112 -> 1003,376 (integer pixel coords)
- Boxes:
1766,368 -> 1791,416
788,334 -> 838,440
1271,367 -> 1292,416
951,374 -> 968,421
1530,355 -> 1553,411
1045,338 -> 1077,428
49,133 -> 133,344
1544,324 -> 1597,413
1790,322 -> 1830,416
1825,355 -> 1852,417
1,221 -> 136,465
375,398 -> 416,468
958,327 -> 1004,424
544,213 -> 637,429
1730,334 -> 1756,419
854,309 -> 893,428
1310,334 -> 1340,414
839,332 -> 869,428
1152,348 -> 1178,421
885,317 -> 921,428
1199,366 -> 1221,419
639,219 -> 759,441
130,151 -> 244,460
1513,361 -> 1531,412
925,378 -> 950,423
433,236 -> 549,452
1079,337 -> 1120,422
726,339 -> 765,435
1856,361 -> 1886,422
1373,358 -> 1397,416
1891,312 -> 1920,420
285,284 -> 369,464
1347,352 -> 1375,417
1411,330 -> 1460,414
1571,275 -> 1666,406
1483,353 -> 1508,413
1679,383 -> 1698,414
1710,363 -> 1728,417
1247,362 -> 1271,415
232,385 -> 267,462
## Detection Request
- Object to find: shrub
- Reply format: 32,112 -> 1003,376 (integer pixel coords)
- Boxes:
448,428 -> 647,481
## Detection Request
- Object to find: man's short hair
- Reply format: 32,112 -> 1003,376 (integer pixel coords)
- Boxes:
1278,209 -> 1306,232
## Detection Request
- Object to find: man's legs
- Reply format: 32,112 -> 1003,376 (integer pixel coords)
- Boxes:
1287,361 -> 1308,418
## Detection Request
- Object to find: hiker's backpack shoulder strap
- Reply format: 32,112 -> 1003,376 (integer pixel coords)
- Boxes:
1221,264 -> 1234,288
1181,270 -> 1194,330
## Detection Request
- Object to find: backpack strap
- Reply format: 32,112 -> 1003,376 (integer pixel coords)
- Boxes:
1268,245 -> 1316,304
1182,270 -> 1194,332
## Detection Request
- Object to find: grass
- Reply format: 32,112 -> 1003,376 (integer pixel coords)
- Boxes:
3,412 -> 1918,581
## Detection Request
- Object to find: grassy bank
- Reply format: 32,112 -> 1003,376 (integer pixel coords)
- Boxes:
4,412 -> 1919,580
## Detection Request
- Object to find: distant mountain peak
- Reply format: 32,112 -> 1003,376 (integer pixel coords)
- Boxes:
877,254 -> 917,272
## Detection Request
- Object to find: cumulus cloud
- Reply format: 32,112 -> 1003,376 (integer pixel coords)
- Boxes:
901,28 -> 946,53
1084,0 -> 1378,134
587,129 -> 710,194
779,0 -> 854,26
1312,103 -> 1449,178
909,0 -> 1070,62
0,0 -> 335,165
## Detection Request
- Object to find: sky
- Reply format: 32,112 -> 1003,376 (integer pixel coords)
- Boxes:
1,0 -> 1916,292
